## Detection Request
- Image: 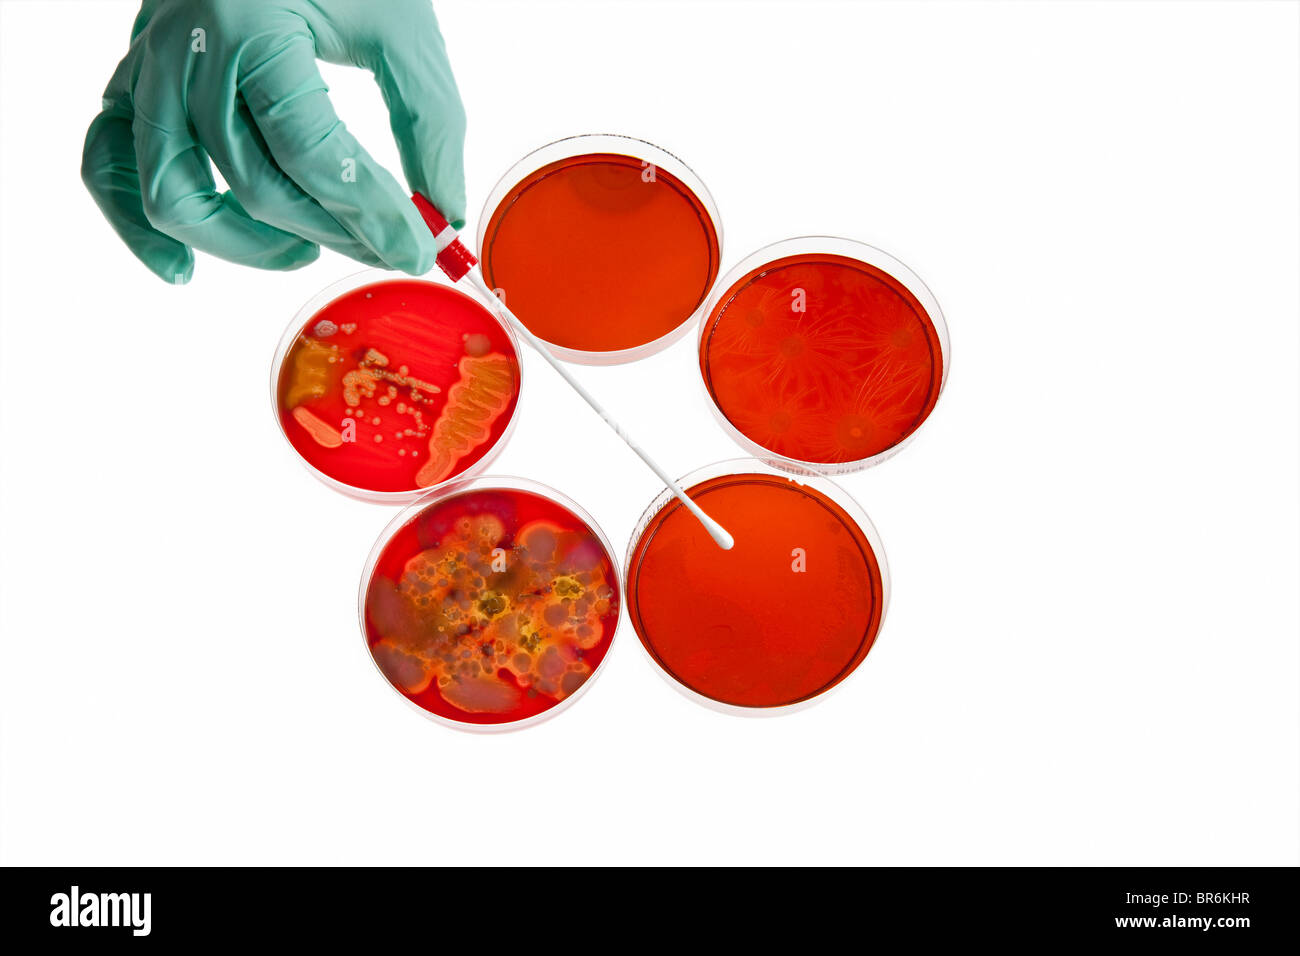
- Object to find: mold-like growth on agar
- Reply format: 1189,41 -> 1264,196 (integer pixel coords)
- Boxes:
363,489 -> 619,726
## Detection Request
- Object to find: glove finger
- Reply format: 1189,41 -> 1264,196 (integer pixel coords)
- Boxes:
190,97 -> 385,268
238,33 -> 437,275
369,5 -> 468,228
82,108 -> 195,283
132,107 -> 320,272
296,0 -> 468,228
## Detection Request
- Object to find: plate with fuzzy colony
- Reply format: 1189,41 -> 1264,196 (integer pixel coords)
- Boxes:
698,238 -> 949,472
361,478 -> 621,731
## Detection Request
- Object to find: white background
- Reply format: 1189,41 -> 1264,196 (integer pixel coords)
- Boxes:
1,0 -> 1297,866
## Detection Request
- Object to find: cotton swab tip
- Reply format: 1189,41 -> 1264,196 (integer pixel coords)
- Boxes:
695,508 -> 735,550
710,523 -> 736,551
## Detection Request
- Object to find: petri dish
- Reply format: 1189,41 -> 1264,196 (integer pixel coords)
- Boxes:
625,459 -> 889,714
478,134 -> 722,365
359,476 -> 621,731
698,237 -> 949,473
271,272 -> 522,504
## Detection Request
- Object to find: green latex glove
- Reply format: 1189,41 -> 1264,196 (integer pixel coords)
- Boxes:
82,0 -> 467,283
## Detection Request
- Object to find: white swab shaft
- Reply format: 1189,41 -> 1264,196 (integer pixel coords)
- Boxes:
465,270 -> 734,550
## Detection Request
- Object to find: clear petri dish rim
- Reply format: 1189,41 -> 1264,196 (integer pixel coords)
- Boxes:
696,236 -> 951,475
623,456 -> 891,718
268,269 -> 525,505
357,473 -> 623,733
476,133 -> 725,366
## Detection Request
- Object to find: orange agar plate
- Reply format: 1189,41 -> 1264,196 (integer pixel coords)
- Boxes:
699,239 -> 948,471
479,135 -> 721,364
625,462 -> 888,711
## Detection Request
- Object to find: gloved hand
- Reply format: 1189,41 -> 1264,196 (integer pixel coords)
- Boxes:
81,0 -> 467,283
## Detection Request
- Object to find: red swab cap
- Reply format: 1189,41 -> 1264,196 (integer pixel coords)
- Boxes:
411,193 -> 478,282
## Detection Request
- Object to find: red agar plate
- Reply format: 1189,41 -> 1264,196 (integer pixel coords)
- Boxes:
272,273 -> 522,503
478,134 -> 722,365
625,459 -> 889,713
360,477 -> 621,731
698,238 -> 949,473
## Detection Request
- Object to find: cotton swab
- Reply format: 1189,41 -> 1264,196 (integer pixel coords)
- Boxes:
411,193 -> 734,551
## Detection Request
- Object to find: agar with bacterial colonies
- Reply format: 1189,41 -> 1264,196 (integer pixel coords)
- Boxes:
700,252 -> 945,467
275,279 -> 520,495
363,487 -> 620,726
